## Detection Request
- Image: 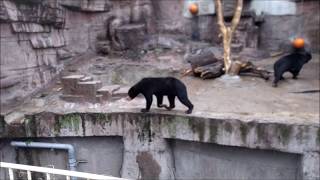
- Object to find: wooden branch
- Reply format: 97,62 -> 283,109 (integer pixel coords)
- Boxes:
214,0 -> 226,34
230,0 -> 243,33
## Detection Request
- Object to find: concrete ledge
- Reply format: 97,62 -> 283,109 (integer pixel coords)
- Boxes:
0,111 -> 319,179
1,111 -> 318,154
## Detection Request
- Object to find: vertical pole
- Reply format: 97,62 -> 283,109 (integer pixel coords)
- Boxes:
27,171 -> 32,180
8,168 -> 14,180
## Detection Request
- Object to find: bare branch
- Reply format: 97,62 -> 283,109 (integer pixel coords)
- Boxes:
214,0 -> 226,34
231,0 -> 243,33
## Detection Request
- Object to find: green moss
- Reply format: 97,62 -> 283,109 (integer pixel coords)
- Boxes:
0,115 -> 4,135
188,118 -> 205,141
165,116 -> 178,138
295,126 -> 304,143
90,113 -> 110,127
240,123 -> 249,143
137,115 -> 153,142
277,124 -> 292,145
317,128 -> 320,145
209,120 -> 218,143
224,122 -> 233,134
55,114 -> 81,134
256,124 -> 266,143
24,115 -> 36,137
111,72 -> 123,84
54,115 -> 61,135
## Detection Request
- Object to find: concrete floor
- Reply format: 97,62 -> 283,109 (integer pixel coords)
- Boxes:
3,52 -> 319,126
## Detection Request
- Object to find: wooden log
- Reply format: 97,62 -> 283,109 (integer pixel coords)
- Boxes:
238,61 -> 270,80
185,48 -> 221,69
194,60 -> 224,79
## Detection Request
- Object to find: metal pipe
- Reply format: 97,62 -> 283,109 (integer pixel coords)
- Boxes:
11,141 -> 77,180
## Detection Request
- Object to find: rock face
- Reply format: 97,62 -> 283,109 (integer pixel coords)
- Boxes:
152,0 -> 319,52
115,24 -> 147,50
0,0 -> 149,108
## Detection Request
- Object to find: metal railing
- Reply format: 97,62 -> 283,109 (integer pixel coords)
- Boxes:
0,162 -> 128,180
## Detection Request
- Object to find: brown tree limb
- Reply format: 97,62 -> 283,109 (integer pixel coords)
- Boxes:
231,0 -> 243,33
214,0 -> 226,34
214,0 -> 243,74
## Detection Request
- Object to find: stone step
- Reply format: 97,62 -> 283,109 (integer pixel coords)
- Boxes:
60,94 -> 103,103
97,85 -> 121,100
112,86 -> 130,98
79,76 -> 93,82
231,43 -> 244,53
76,81 -> 102,97
60,94 -> 84,102
61,75 -> 85,94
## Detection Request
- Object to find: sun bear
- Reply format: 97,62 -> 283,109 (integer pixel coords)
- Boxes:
127,77 -> 194,114
273,48 -> 312,87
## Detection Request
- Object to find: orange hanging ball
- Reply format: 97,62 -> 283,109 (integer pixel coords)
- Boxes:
292,38 -> 305,49
189,3 -> 198,15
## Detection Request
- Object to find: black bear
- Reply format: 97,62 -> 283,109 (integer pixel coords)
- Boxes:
273,48 -> 312,87
127,77 -> 194,114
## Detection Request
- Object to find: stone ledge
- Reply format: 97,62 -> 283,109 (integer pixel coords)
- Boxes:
0,111 -> 318,155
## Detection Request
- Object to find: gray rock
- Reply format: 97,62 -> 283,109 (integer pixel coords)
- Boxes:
57,48 -> 73,60
0,76 -> 21,89
96,41 -> 111,55
115,24 -> 146,50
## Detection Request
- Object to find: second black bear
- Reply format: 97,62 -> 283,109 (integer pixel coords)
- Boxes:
127,77 -> 194,114
273,48 -> 312,87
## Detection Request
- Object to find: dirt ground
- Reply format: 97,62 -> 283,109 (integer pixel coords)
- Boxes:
4,51 -> 319,126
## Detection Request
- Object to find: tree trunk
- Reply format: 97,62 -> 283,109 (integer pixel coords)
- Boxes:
223,28 -> 232,73
215,0 -> 243,74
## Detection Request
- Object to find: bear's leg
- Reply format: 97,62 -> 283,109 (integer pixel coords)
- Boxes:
290,69 -> 300,79
141,94 -> 153,113
272,70 -> 284,87
177,93 -> 193,114
156,95 -> 168,108
166,95 -> 176,111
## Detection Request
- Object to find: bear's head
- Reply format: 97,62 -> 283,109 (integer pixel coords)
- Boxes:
127,86 -> 140,100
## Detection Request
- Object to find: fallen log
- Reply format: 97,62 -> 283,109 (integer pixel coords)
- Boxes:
182,59 -> 270,80
193,61 -> 224,79
185,48 -> 222,69
237,61 -> 270,80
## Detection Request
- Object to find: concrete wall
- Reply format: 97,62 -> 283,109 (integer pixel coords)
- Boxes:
0,137 -> 124,179
0,137 -> 303,180
172,139 -> 301,180
0,112 -> 319,180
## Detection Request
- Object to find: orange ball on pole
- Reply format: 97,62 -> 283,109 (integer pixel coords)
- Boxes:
189,3 -> 198,15
292,38 -> 305,49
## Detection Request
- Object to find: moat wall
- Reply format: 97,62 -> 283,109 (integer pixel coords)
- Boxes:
1,112 -> 319,179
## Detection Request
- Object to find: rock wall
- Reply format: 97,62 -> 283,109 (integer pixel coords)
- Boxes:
152,0 -> 320,52
259,1 -> 320,52
0,112 -> 319,179
0,0 -> 131,109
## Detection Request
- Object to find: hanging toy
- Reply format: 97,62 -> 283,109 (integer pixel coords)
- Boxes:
189,3 -> 199,15
292,38 -> 305,49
